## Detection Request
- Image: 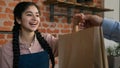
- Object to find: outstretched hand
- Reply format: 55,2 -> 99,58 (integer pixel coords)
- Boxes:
72,13 -> 103,32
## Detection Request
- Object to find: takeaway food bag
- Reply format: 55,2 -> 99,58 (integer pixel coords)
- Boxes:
58,27 -> 108,68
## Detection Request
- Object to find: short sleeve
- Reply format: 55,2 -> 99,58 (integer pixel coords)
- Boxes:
42,33 -> 58,57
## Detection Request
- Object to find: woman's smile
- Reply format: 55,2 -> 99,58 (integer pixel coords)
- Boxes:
29,22 -> 38,27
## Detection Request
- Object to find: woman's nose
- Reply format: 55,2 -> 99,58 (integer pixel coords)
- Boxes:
32,15 -> 37,21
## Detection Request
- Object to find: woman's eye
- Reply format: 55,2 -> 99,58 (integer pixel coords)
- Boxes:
36,14 -> 40,17
27,14 -> 32,16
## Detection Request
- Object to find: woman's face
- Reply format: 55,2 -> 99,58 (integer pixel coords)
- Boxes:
18,5 -> 40,32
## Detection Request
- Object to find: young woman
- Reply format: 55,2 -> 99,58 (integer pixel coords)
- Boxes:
0,2 -> 58,68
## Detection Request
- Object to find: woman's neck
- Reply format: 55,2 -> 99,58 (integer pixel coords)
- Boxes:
20,30 -> 35,44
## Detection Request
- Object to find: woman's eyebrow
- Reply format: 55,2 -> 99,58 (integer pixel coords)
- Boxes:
25,11 -> 39,14
25,11 -> 32,14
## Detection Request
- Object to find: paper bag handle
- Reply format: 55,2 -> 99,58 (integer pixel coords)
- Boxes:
72,25 -> 79,32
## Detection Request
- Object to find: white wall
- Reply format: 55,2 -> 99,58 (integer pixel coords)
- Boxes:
104,0 -> 119,48
104,0 -> 120,21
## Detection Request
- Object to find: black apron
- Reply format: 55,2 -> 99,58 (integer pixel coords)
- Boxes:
18,51 -> 49,68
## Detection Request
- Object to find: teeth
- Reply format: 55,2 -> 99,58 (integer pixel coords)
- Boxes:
30,23 -> 37,25
31,24 -> 36,25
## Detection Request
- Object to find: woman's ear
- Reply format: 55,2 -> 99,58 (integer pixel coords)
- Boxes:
16,18 -> 21,24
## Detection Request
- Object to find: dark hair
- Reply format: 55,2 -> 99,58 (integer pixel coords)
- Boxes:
13,2 -> 55,68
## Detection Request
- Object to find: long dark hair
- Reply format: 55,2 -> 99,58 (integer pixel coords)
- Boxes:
13,2 -> 55,68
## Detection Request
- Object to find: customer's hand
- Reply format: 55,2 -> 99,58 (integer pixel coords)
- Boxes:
72,13 -> 103,32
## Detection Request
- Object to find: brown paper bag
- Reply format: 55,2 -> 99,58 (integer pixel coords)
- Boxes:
58,26 -> 108,68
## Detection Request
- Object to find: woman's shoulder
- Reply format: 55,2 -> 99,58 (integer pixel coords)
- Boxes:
0,40 -> 13,62
1,40 -> 13,52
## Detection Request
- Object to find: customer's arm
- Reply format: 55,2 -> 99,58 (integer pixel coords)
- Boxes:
102,18 -> 120,42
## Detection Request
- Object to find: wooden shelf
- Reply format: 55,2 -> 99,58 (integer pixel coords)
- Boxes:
44,0 -> 114,23
45,0 -> 113,12
74,3 -> 113,12
0,31 -> 12,34
45,0 -> 75,6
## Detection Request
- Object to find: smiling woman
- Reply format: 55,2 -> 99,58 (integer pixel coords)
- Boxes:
18,5 -> 40,32
0,2 -> 58,68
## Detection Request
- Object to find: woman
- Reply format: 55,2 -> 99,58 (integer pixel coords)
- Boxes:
0,2 -> 58,68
